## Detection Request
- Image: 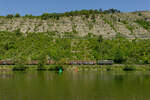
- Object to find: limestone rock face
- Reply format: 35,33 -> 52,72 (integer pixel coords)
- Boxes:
0,11 -> 150,38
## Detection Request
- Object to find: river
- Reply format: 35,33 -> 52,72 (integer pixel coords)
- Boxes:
0,71 -> 150,100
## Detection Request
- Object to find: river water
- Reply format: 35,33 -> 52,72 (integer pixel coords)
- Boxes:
0,71 -> 150,100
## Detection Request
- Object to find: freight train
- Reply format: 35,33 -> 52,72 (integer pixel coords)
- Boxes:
66,60 -> 114,65
0,60 -> 114,65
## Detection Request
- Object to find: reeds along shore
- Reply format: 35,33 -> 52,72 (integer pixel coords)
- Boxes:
0,64 -> 150,72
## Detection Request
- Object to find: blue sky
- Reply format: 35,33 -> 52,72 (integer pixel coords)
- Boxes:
0,0 -> 150,16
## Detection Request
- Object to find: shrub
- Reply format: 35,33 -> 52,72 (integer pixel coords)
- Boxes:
12,64 -> 27,71
135,19 -> 150,30
86,33 -> 96,38
41,13 -> 62,20
12,58 -> 28,71
114,50 -> 125,63
88,23 -> 94,30
37,54 -> 47,70
37,61 -> 46,70
98,35 -> 103,43
6,14 -> 14,18
138,12 -> 142,16
15,13 -> 20,17
103,9 -> 121,14
123,65 -> 136,71
121,20 -> 128,24
24,14 -> 34,18
14,29 -> 22,36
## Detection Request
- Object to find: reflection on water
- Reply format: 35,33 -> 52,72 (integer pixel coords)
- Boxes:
0,71 -> 150,100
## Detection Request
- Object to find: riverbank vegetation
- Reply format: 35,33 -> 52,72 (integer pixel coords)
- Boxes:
1,64 -> 150,72
0,31 -> 150,66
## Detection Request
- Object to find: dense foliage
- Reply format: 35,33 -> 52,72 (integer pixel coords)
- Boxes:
0,31 -> 149,64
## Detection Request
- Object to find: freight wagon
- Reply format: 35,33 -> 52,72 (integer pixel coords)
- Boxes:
67,60 -> 97,65
0,60 -> 15,65
46,60 -> 55,65
28,60 -> 39,65
97,60 -> 114,65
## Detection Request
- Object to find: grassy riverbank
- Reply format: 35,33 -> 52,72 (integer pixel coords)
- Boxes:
0,65 -> 150,71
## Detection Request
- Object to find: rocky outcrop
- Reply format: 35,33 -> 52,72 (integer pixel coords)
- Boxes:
0,11 -> 150,38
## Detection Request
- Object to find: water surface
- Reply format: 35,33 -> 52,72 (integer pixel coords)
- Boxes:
0,71 -> 150,100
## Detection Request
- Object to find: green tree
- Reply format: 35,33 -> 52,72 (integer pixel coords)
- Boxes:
6,14 -> 14,18
114,49 -> 125,63
15,13 -> 20,17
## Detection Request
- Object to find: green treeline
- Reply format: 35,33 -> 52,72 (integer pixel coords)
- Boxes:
0,31 -> 150,64
2,9 -> 121,19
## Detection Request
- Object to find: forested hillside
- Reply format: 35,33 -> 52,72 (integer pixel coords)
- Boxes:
0,31 -> 149,64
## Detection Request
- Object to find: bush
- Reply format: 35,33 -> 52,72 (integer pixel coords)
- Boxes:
98,35 -> 103,43
103,9 -> 121,14
123,65 -> 136,71
15,13 -> 20,17
114,50 -> 125,63
135,20 -> 150,30
6,14 -> 14,18
12,63 -> 27,71
37,61 -> 46,70
37,54 -> 47,70
14,29 -> 22,36
24,14 -> 34,18
86,33 -> 96,38
41,13 -> 61,20
138,12 -> 142,16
